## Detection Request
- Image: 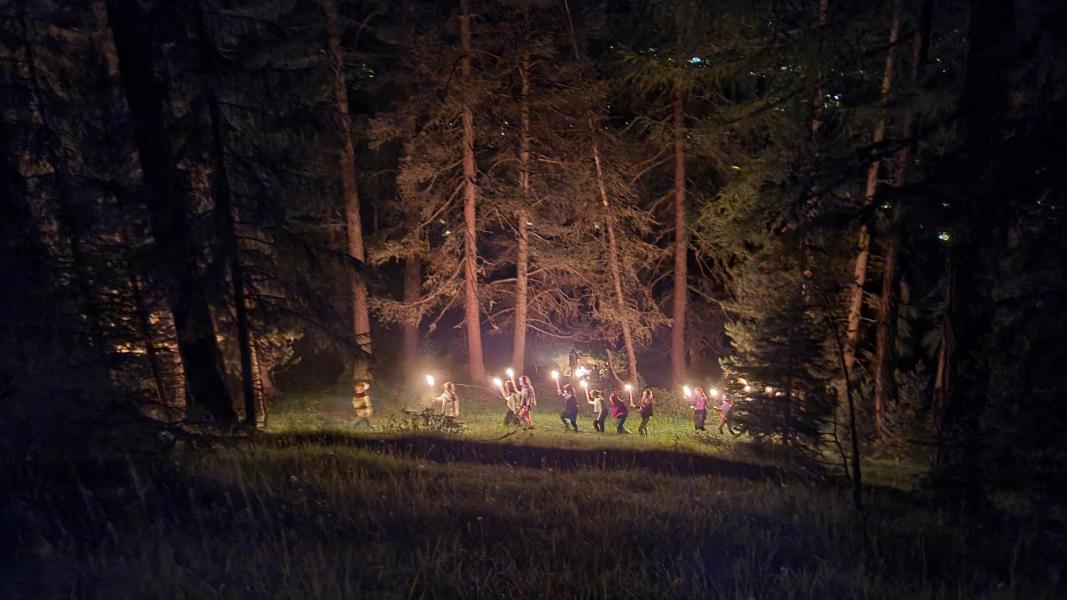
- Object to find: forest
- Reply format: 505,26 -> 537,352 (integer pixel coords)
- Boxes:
2,0 -> 1066,597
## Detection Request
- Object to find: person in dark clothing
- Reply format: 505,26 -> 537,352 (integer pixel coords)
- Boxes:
558,383 -> 579,432
568,347 -> 579,376
637,389 -> 654,435
610,392 -> 629,434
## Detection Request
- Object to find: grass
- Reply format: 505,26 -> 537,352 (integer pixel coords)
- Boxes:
3,382 -> 1061,598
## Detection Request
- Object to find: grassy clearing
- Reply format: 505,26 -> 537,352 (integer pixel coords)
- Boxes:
5,384 -> 1058,598
5,435 -> 1056,599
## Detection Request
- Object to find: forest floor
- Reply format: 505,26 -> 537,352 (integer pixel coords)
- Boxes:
2,383 -> 1060,598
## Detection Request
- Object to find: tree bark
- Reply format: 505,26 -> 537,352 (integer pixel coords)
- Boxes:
871,0 -> 932,437
932,255 -> 954,440
512,51 -> 531,374
207,95 -> 258,428
872,229 -> 899,436
561,0 -> 638,383
131,272 -> 169,406
458,0 -> 486,382
842,1 -> 902,411
670,82 -> 687,388
323,0 -> 372,358
106,0 -> 236,425
592,145 -> 639,384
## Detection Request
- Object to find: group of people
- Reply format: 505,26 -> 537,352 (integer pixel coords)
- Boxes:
687,386 -> 734,433
498,376 -> 656,436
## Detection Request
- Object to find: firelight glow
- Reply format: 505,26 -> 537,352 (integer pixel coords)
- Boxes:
683,385 -> 692,397
624,383 -> 632,391
579,380 -> 588,389
764,386 -> 773,394
551,370 -> 559,380
505,368 -> 514,378
744,385 -> 752,393
493,377 -> 503,388
709,387 -> 720,397
425,374 -> 435,386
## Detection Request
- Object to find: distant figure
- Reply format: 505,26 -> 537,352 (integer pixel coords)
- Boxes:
637,389 -> 655,435
588,390 -> 608,433
519,375 -> 537,429
568,347 -> 579,376
437,381 -> 460,424
610,392 -> 629,434
691,387 -> 709,431
352,380 -> 373,428
558,383 -> 579,432
502,380 -> 521,427
717,392 -> 734,434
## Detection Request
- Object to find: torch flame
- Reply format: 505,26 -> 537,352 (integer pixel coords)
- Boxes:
624,383 -> 632,391
425,374 -> 435,386
709,387 -> 720,398
505,368 -> 515,378
493,377 -> 503,388
683,385 -> 692,397
551,370 -> 559,380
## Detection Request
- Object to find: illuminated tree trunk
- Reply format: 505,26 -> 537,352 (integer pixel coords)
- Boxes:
562,0 -> 638,383
459,0 -> 486,382
872,229 -> 899,435
512,51 -> 531,373
131,272 -> 169,405
872,0 -> 931,437
323,0 -> 372,358
842,1 -> 901,410
670,82 -> 687,388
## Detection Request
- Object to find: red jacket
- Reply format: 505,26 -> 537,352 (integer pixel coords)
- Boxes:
610,393 -> 628,418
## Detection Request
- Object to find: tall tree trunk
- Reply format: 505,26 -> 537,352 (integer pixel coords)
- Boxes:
458,0 -> 486,382
932,255 -> 954,443
512,51 -> 531,374
323,0 -> 372,358
593,146 -> 639,383
872,0 -> 933,437
872,228 -> 899,436
561,0 -> 638,383
670,82 -> 687,388
207,96 -> 258,428
106,0 -> 236,425
842,1 -> 902,411
131,272 -> 169,405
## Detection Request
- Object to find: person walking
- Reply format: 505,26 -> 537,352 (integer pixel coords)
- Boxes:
502,380 -> 521,427
519,375 -> 537,428
610,392 -> 630,434
717,392 -> 734,434
352,380 -> 373,428
437,381 -> 460,425
637,389 -> 654,435
691,387 -> 709,431
559,383 -> 579,432
588,390 -> 608,433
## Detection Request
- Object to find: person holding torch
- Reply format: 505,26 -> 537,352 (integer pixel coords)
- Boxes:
690,386 -> 708,431
558,383 -> 579,432
436,380 -> 459,425
497,378 -> 521,427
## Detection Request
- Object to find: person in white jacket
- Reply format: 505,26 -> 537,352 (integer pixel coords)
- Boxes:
437,381 -> 459,423
588,390 -> 607,433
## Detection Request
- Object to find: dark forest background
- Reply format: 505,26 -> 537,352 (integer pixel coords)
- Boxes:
2,0 -> 1066,528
